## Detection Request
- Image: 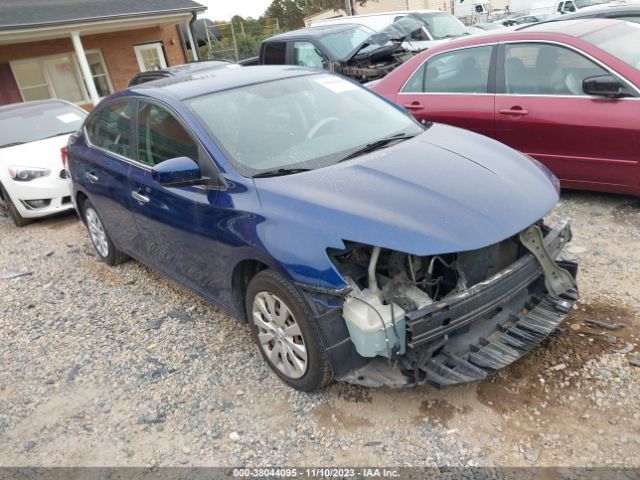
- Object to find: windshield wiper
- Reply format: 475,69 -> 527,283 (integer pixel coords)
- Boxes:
338,133 -> 417,162
253,168 -> 312,178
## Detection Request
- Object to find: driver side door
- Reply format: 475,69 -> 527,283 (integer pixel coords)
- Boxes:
127,100 -> 229,300
494,41 -> 640,189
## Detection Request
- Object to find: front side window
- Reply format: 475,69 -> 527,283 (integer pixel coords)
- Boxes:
504,43 -> 608,95
263,42 -> 286,64
187,73 -> 422,176
293,42 -> 325,69
402,45 -> 493,94
137,102 -> 198,167
85,101 -> 133,158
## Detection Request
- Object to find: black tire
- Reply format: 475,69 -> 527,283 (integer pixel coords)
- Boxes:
81,199 -> 127,266
0,183 -> 31,227
245,269 -> 332,391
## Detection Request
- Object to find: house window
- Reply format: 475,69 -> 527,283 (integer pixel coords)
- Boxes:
10,50 -> 113,104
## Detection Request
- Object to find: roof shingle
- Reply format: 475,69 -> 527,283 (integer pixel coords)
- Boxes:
0,0 -> 206,30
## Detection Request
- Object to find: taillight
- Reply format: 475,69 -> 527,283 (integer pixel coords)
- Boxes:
61,146 -> 68,167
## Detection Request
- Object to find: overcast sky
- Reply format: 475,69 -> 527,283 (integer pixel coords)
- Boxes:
197,0 -> 274,20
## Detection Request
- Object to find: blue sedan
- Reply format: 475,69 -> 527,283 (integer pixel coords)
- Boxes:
67,66 -> 578,391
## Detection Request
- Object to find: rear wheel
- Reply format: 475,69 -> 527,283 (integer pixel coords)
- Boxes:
0,183 -> 30,227
82,200 -> 127,266
245,269 -> 332,391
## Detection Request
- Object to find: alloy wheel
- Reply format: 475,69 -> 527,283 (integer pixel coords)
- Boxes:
85,207 -> 109,258
252,291 -> 308,379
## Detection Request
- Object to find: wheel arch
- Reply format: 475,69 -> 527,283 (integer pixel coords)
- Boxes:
231,259 -> 270,323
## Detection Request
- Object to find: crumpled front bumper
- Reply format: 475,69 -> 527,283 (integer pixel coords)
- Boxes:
339,220 -> 579,389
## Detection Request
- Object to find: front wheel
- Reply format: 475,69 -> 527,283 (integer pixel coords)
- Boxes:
246,269 -> 332,391
0,183 -> 31,227
82,200 -> 127,266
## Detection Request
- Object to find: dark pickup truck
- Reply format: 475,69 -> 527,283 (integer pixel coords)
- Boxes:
243,22 -> 421,83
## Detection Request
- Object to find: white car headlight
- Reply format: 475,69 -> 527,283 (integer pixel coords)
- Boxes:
8,166 -> 51,182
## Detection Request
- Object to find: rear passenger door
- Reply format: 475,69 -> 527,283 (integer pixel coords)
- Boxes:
396,45 -> 497,138
71,100 -> 139,251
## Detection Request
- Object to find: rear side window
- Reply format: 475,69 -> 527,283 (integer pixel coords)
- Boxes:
137,101 -> 198,166
263,42 -> 286,64
85,101 -> 133,158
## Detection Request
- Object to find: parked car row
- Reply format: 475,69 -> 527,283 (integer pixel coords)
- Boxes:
1,13 -> 637,393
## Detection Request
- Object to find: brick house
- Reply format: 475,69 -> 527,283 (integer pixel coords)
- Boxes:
0,0 -> 206,109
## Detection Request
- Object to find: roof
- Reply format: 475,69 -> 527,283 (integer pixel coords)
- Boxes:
130,65 -> 321,101
515,17 -> 628,35
0,0 -> 205,30
265,23 -> 365,42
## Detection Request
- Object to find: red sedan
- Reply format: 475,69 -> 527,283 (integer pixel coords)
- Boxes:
372,19 -> 640,196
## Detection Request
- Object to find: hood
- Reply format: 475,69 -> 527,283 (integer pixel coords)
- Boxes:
347,15 -> 428,62
0,134 -> 70,171
255,123 -> 559,258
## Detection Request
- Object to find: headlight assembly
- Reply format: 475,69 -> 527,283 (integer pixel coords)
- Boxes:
8,166 -> 51,182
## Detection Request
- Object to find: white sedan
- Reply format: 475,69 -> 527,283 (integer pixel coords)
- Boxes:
0,99 -> 86,226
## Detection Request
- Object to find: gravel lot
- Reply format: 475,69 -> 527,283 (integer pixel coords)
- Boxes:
0,190 -> 639,469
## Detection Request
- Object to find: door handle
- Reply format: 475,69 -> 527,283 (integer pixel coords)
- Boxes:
402,101 -> 424,111
499,107 -> 529,116
131,191 -> 150,204
85,172 -> 98,183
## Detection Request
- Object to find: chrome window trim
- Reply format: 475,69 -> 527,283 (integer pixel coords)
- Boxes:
397,38 -> 640,97
83,97 -> 227,191
398,42 -> 498,94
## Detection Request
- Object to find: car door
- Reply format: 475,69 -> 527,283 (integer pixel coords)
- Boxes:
494,41 -> 640,188
70,100 -> 139,250
127,100 -> 230,299
395,44 -> 496,138
292,41 -> 327,70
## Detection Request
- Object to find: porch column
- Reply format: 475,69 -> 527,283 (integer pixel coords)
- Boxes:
184,21 -> 199,61
71,31 -> 100,106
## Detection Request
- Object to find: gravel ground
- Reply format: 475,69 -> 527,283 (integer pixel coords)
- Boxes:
0,190 -> 638,468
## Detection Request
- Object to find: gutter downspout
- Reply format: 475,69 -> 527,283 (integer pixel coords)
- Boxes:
187,11 -> 199,62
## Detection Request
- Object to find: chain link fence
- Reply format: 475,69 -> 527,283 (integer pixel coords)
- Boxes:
203,17 -> 282,62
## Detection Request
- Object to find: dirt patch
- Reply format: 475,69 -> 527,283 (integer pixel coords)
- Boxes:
612,200 -> 640,227
416,398 -> 468,427
43,213 -> 80,231
477,298 -> 638,413
313,403 -> 373,431
334,384 -> 372,404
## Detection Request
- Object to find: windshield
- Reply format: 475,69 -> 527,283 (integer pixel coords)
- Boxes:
0,102 -> 86,148
316,26 -> 373,60
582,21 -> 640,69
575,0 -> 604,7
418,12 -> 470,39
187,73 -> 422,176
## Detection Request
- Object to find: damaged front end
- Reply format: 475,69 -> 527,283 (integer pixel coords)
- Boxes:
323,220 -> 578,388
334,15 -> 430,83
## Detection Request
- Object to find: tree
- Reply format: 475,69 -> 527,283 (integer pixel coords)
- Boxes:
264,0 -> 307,30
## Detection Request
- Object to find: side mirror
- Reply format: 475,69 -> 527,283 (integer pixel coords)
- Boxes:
152,157 -> 207,187
582,75 -> 625,98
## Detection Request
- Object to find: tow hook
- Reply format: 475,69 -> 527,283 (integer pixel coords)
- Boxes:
520,225 -> 578,298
